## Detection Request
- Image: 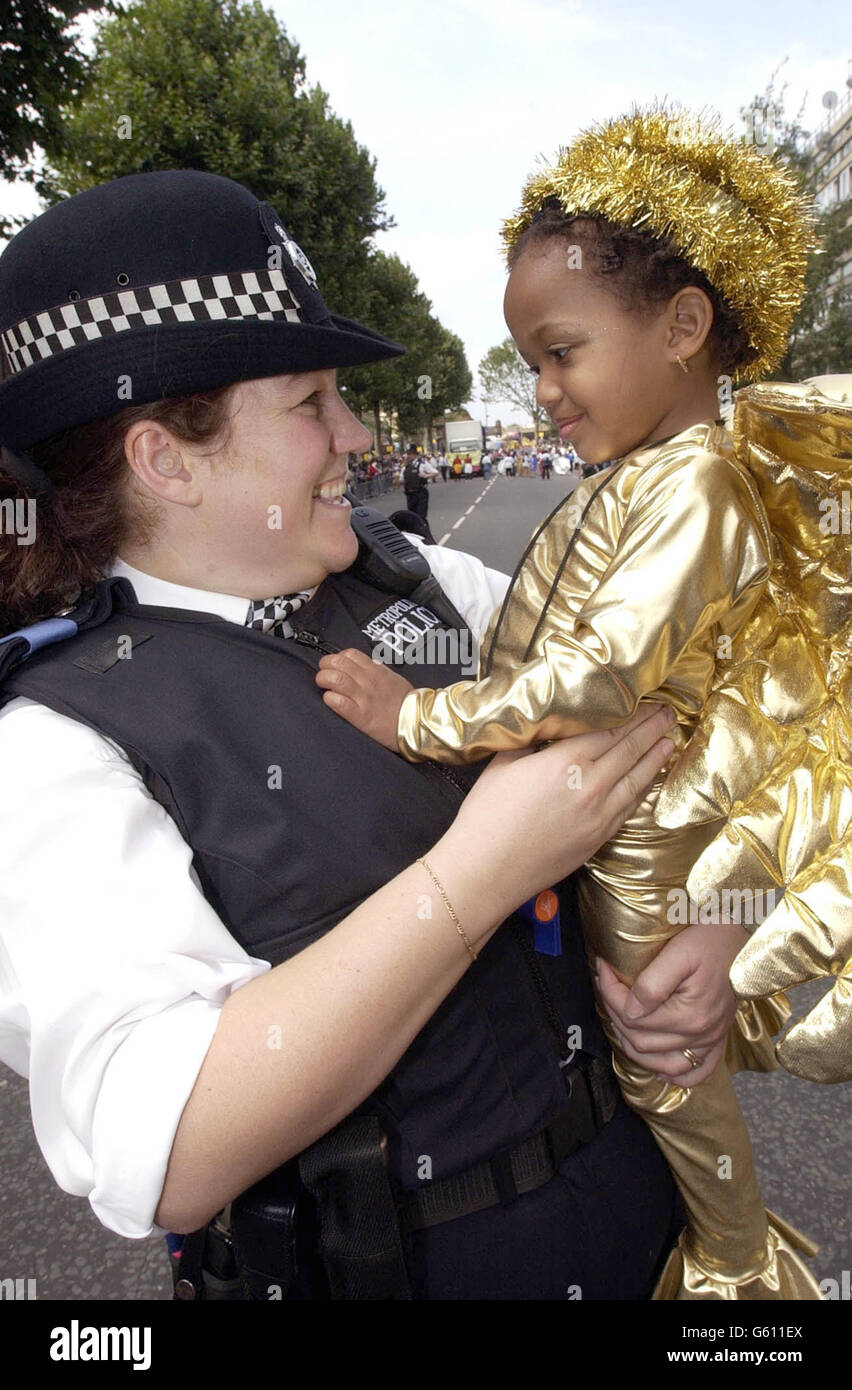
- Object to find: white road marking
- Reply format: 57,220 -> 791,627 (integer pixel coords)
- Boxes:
440,478 -> 494,544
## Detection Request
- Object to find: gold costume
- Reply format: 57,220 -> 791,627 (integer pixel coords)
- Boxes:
398,418 -> 822,1299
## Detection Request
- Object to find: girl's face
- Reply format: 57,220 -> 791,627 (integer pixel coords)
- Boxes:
504,243 -> 688,466
186,370 -> 371,596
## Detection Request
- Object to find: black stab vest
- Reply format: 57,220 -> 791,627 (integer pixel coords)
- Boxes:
1,566 -> 609,1192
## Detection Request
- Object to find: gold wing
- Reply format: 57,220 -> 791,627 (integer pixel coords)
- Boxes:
656,376 -> 852,1083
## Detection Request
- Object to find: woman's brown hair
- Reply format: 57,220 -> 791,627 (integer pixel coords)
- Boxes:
0,387 -> 236,636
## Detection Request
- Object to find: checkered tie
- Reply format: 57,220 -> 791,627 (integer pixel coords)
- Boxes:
244,592 -> 312,637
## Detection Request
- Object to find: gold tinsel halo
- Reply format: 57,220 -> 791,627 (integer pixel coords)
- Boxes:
501,101 -> 819,381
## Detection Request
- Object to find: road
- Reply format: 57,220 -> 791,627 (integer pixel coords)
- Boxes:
372,467 -> 579,573
0,470 -> 848,1300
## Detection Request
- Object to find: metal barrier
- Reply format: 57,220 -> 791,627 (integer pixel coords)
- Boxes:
349,474 -> 398,501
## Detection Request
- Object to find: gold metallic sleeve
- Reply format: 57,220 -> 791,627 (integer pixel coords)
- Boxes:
397,448 -> 771,763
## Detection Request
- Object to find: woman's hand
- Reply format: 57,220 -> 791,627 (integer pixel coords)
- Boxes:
433,702 -> 677,923
316,647 -> 413,749
596,918 -> 750,1087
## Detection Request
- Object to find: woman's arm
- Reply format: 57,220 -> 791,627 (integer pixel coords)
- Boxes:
155,703 -> 677,1232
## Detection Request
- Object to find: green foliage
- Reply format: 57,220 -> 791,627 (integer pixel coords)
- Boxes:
11,0 -> 471,435
342,252 -> 472,441
41,0 -> 391,315
0,0 -> 107,231
784,195 -> 852,377
739,71 -> 852,378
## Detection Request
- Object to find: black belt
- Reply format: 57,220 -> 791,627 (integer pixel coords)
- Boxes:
397,1054 -> 620,1233
174,1055 -> 621,1298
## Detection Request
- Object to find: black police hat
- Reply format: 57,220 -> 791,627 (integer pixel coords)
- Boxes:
0,169 -> 405,451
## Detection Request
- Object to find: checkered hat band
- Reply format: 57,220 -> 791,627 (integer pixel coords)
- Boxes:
1,268 -> 303,374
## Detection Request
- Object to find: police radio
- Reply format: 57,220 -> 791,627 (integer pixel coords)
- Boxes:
346,495 -> 468,634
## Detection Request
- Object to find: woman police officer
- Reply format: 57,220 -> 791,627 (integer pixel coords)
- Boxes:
0,170 -> 746,1299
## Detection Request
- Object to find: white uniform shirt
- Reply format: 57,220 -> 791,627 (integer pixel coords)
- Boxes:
0,539 -> 509,1239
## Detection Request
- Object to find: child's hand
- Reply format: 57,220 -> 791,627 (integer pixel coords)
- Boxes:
316,648 -> 414,750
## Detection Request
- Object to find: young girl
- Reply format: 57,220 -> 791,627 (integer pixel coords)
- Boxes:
317,103 -> 825,1299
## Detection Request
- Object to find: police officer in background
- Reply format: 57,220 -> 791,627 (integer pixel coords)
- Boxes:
403,449 -> 438,519
0,170 -> 747,1300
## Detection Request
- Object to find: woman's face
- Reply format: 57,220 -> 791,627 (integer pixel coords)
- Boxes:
190,370 -> 371,596
503,243 -> 683,466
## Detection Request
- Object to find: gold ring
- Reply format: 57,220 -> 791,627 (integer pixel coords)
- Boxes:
682,1047 -> 701,1069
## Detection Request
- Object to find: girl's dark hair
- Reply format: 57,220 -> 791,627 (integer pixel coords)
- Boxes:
0,386 -> 236,636
509,201 -> 756,376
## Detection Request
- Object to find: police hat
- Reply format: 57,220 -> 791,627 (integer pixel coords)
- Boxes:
0,169 -> 405,452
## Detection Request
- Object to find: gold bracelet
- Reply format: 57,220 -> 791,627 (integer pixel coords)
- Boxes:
416,856 -> 478,962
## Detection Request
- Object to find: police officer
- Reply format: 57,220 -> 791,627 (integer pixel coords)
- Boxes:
403,450 -> 438,519
0,170 -> 745,1299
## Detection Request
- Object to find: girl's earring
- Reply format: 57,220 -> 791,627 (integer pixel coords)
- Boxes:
675,354 -> 690,374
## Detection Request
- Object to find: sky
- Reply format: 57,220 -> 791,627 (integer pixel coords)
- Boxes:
3,0 -> 850,427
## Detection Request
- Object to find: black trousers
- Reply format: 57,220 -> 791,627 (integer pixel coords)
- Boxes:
402,1100 -> 684,1300
404,487 -> 429,519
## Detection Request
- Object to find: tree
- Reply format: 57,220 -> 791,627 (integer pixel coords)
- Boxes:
739,69 -> 852,378
20,0 -> 469,443
40,0 -> 392,317
478,338 -> 545,438
389,316 -> 472,444
341,252 -> 472,448
419,326 -> 472,444
0,0 -> 107,230
341,252 -> 425,448
783,197 -> 852,377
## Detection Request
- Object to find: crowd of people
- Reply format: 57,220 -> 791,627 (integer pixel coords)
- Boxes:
347,437 -> 602,503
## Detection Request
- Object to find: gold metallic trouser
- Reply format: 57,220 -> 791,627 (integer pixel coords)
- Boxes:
577,778 -> 822,1300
